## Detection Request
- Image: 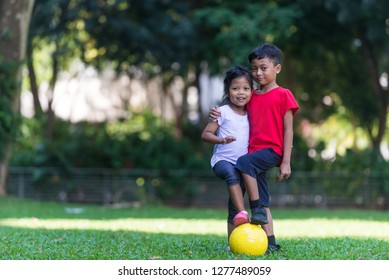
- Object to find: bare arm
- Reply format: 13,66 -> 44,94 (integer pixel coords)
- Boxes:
278,110 -> 294,181
201,118 -> 236,145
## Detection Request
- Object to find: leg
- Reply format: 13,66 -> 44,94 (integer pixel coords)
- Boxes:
227,182 -> 247,242
213,161 -> 245,213
226,198 -> 237,245
228,184 -> 249,226
236,149 -> 281,209
236,149 -> 282,252
242,172 -> 268,225
236,150 -> 277,225
242,173 -> 259,201
228,184 -> 245,212
257,175 -> 280,253
227,222 -> 235,241
256,172 -> 275,235
214,161 -> 248,242
261,207 -> 274,235
240,172 -> 268,225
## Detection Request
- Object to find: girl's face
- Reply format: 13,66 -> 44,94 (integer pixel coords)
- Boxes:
228,76 -> 252,109
250,58 -> 281,87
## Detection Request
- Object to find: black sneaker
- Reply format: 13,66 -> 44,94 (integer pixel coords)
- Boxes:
250,207 -> 268,225
266,244 -> 281,255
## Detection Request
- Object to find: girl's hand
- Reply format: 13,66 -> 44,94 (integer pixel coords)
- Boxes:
222,136 -> 236,144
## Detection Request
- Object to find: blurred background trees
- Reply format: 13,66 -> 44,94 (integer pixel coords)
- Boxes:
1,0 -> 389,200
0,0 -> 35,195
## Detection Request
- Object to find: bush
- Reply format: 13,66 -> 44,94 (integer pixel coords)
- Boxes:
10,111 -> 210,201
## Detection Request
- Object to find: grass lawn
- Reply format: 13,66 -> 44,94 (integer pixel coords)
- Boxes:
0,196 -> 388,260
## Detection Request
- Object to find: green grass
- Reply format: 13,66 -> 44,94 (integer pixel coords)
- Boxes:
0,196 -> 388,260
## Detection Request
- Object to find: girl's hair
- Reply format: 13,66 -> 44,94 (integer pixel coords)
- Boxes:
221,65 -> 253,105
248,43 -> 283,65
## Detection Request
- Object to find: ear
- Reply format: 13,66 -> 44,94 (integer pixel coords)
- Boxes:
275,64 -> 282,74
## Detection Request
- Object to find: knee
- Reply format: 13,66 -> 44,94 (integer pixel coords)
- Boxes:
236,156 -> 245,166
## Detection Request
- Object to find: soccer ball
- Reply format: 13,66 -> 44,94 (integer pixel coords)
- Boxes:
229,223 -> 268,256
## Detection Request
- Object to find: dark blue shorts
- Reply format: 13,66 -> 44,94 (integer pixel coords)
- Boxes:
235,148 -> 281,208
213,160 -> 245,224
212,160 -> 242,187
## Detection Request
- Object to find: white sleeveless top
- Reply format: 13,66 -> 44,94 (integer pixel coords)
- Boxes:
210,105 -> 249,167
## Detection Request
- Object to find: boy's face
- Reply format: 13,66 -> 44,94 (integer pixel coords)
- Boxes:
250,58 -> 281,87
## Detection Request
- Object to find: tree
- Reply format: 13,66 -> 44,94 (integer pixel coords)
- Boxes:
0,0 -> 35,195
327,0 -> 389,156
82,0 -> 197,136
192,1 -> 299,122
27,0 -> 89,139
280,0 -> 389,162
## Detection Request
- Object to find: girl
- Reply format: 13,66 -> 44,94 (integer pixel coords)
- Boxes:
201,65 -> 262,240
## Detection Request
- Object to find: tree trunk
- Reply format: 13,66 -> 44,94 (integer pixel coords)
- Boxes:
359,30 -> 388,154
27,46 -> 43,116
0,0 -> 35,196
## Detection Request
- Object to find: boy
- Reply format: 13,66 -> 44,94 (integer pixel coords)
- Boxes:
210,43 -> 299,253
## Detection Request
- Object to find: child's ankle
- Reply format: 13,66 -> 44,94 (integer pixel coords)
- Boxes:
249,199 -> 260,210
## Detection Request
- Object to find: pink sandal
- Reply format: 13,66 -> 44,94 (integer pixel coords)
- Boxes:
233,211 -> 249,226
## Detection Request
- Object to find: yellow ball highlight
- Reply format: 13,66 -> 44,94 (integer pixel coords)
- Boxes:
229,223 -> 268,256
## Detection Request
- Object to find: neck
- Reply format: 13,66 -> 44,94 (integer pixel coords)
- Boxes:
258,81 -> 278,93
229,104 -> 246,115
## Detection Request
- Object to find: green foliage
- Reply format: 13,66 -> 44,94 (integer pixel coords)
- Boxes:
81,0 -> 195,78
3,0 -> 389,204
12,111 -> 206,169
193,1 -> 300,74
0,56 -> 22,158
23,0 -> 389,161
281,0 -> 389,154
10,111 -> 209,200
29,0 -> 86,70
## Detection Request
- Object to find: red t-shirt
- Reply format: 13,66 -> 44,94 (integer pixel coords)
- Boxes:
246,87 -> 299,156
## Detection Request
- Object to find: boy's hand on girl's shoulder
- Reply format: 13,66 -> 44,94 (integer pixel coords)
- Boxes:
209,106 -> 221,122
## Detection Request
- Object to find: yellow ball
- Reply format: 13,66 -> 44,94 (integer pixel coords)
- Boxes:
229,223 -> 268,256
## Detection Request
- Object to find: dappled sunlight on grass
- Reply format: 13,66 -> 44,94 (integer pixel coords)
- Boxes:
1,217 -> 388,240
0,218 -> 226,235
276,219 -> 389,239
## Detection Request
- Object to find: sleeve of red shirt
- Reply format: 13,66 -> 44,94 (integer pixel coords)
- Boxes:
282,89 -> 299,116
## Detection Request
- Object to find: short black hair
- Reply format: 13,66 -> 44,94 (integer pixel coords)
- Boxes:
248,43 -> 283,65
